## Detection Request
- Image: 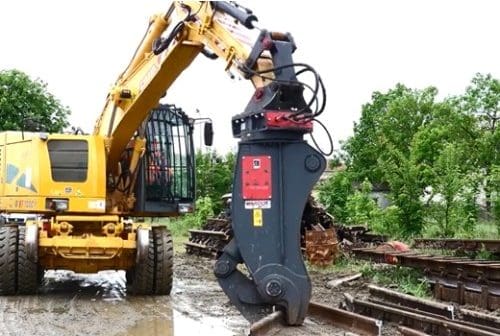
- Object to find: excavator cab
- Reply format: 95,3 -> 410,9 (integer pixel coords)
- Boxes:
134,104 -> 196,216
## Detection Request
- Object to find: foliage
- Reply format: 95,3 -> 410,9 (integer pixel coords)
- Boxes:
340,85 -> 444,236
370,205 -> 404,238
317,170 -> 353,222
345,179 -> 379,226
0,69 -> 69,132
167,196 -> 214,237
195,149 -> 235,213
361,265 -> 430,298
454,73 -> 500,212
167,150 -> 234,235
321,74 -> 499,239
492,165 -> 500,233
424,144 -> 477,237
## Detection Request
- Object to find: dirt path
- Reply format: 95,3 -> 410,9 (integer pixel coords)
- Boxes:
0,252 -> 366,336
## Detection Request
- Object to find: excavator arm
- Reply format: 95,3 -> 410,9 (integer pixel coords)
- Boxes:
95,1 -> 327,325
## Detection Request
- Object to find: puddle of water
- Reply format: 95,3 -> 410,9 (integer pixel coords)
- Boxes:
38,271 -> 238,336
118,309 -> 237,336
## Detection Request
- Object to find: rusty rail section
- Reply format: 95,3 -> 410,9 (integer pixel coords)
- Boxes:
413,238 -> 500,253
352,247 -> 500,282
368,285 -> 454,319
459,307 -> 500,331
398,326 -> 431,336
352,247 -> 500,310
248,311 -> 284,336
249,301 -> 382,336
343,294 -> 498,336
429,275 -> 500,310
367,285 -> 500,334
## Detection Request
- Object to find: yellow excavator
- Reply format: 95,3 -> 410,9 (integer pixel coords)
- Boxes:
0,1 -> 329,325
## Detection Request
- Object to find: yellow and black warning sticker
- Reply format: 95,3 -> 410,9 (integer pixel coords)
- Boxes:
253,209 -> 263,227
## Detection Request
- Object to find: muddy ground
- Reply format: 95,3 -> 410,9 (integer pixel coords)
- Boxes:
0,247 -> 379,336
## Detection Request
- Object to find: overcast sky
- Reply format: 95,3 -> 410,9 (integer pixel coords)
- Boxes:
1,1 -> 499,155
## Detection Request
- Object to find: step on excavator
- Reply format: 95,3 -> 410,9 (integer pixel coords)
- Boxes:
0,1 -> 330,325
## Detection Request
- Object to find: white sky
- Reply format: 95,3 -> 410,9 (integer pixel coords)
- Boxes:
1,1 -> 499,155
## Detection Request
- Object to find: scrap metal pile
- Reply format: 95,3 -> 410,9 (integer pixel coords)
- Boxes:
186,195 -> 338,265
185,195 -> 386,266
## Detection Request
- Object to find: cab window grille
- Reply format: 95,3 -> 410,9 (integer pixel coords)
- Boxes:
144,105 -> 194,202
47,140 -> 88,182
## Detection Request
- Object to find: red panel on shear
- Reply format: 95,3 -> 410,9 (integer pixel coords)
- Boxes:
241,156 -> 272,200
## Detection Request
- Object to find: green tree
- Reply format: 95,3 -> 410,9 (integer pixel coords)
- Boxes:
426,144 -> 475,237
0,69 -> 69,132
317,170 -> 353,223
345,179 -> 379,226
195,149 -> 235,213
342,85 -> 441,236
455,73 -> 500,213
378,143 -> 426,236
491,165 -> 500,233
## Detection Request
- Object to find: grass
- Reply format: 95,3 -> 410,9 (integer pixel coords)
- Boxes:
308,255 -> 431,298
422,219 -> 499,239
307,255 -> 371,275
361,263 -> 431,298
172,235 -> 188,255
469,220 -> 499,239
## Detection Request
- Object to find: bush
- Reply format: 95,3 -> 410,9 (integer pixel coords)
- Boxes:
318,171 -> 353,222
168,196 -> 214,237
345,179 -> 379,226
371,205 -> 404,238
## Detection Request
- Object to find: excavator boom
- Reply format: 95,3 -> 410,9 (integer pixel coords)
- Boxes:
85,1 -> 328,324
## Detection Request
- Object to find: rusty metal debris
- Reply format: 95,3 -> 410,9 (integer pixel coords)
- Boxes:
186,195 -> 389,266
326,273 -> 362,289
304,228 -> 338,266
184,218 -> 231,257
186,196 -> 340,266
337,225 -> 388,248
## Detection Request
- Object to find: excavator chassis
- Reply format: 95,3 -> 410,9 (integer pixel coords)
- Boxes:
0,216 -> 174,296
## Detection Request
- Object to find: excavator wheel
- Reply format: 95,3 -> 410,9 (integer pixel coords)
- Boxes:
131,227 -> 173,295
17,226 -> 39,294
0,226 -> 17,295
152,227 -> 173,295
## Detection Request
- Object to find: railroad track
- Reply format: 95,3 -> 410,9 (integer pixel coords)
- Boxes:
249,301 -> 382,336
343,285 -> 500,336
413,238 -> 500,254
248,285 -> 500,335
352,247 -> 500,310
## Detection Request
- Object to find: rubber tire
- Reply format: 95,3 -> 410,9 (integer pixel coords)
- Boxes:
152,227 -> 173,295
126,268 -> 135,284
131,229 -> 155,294
131,227 -> 174,295
17,226 -> 38,294
0,226 -> 17,295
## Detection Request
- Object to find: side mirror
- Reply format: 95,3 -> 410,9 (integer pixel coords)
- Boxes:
204,122 -> 214,146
